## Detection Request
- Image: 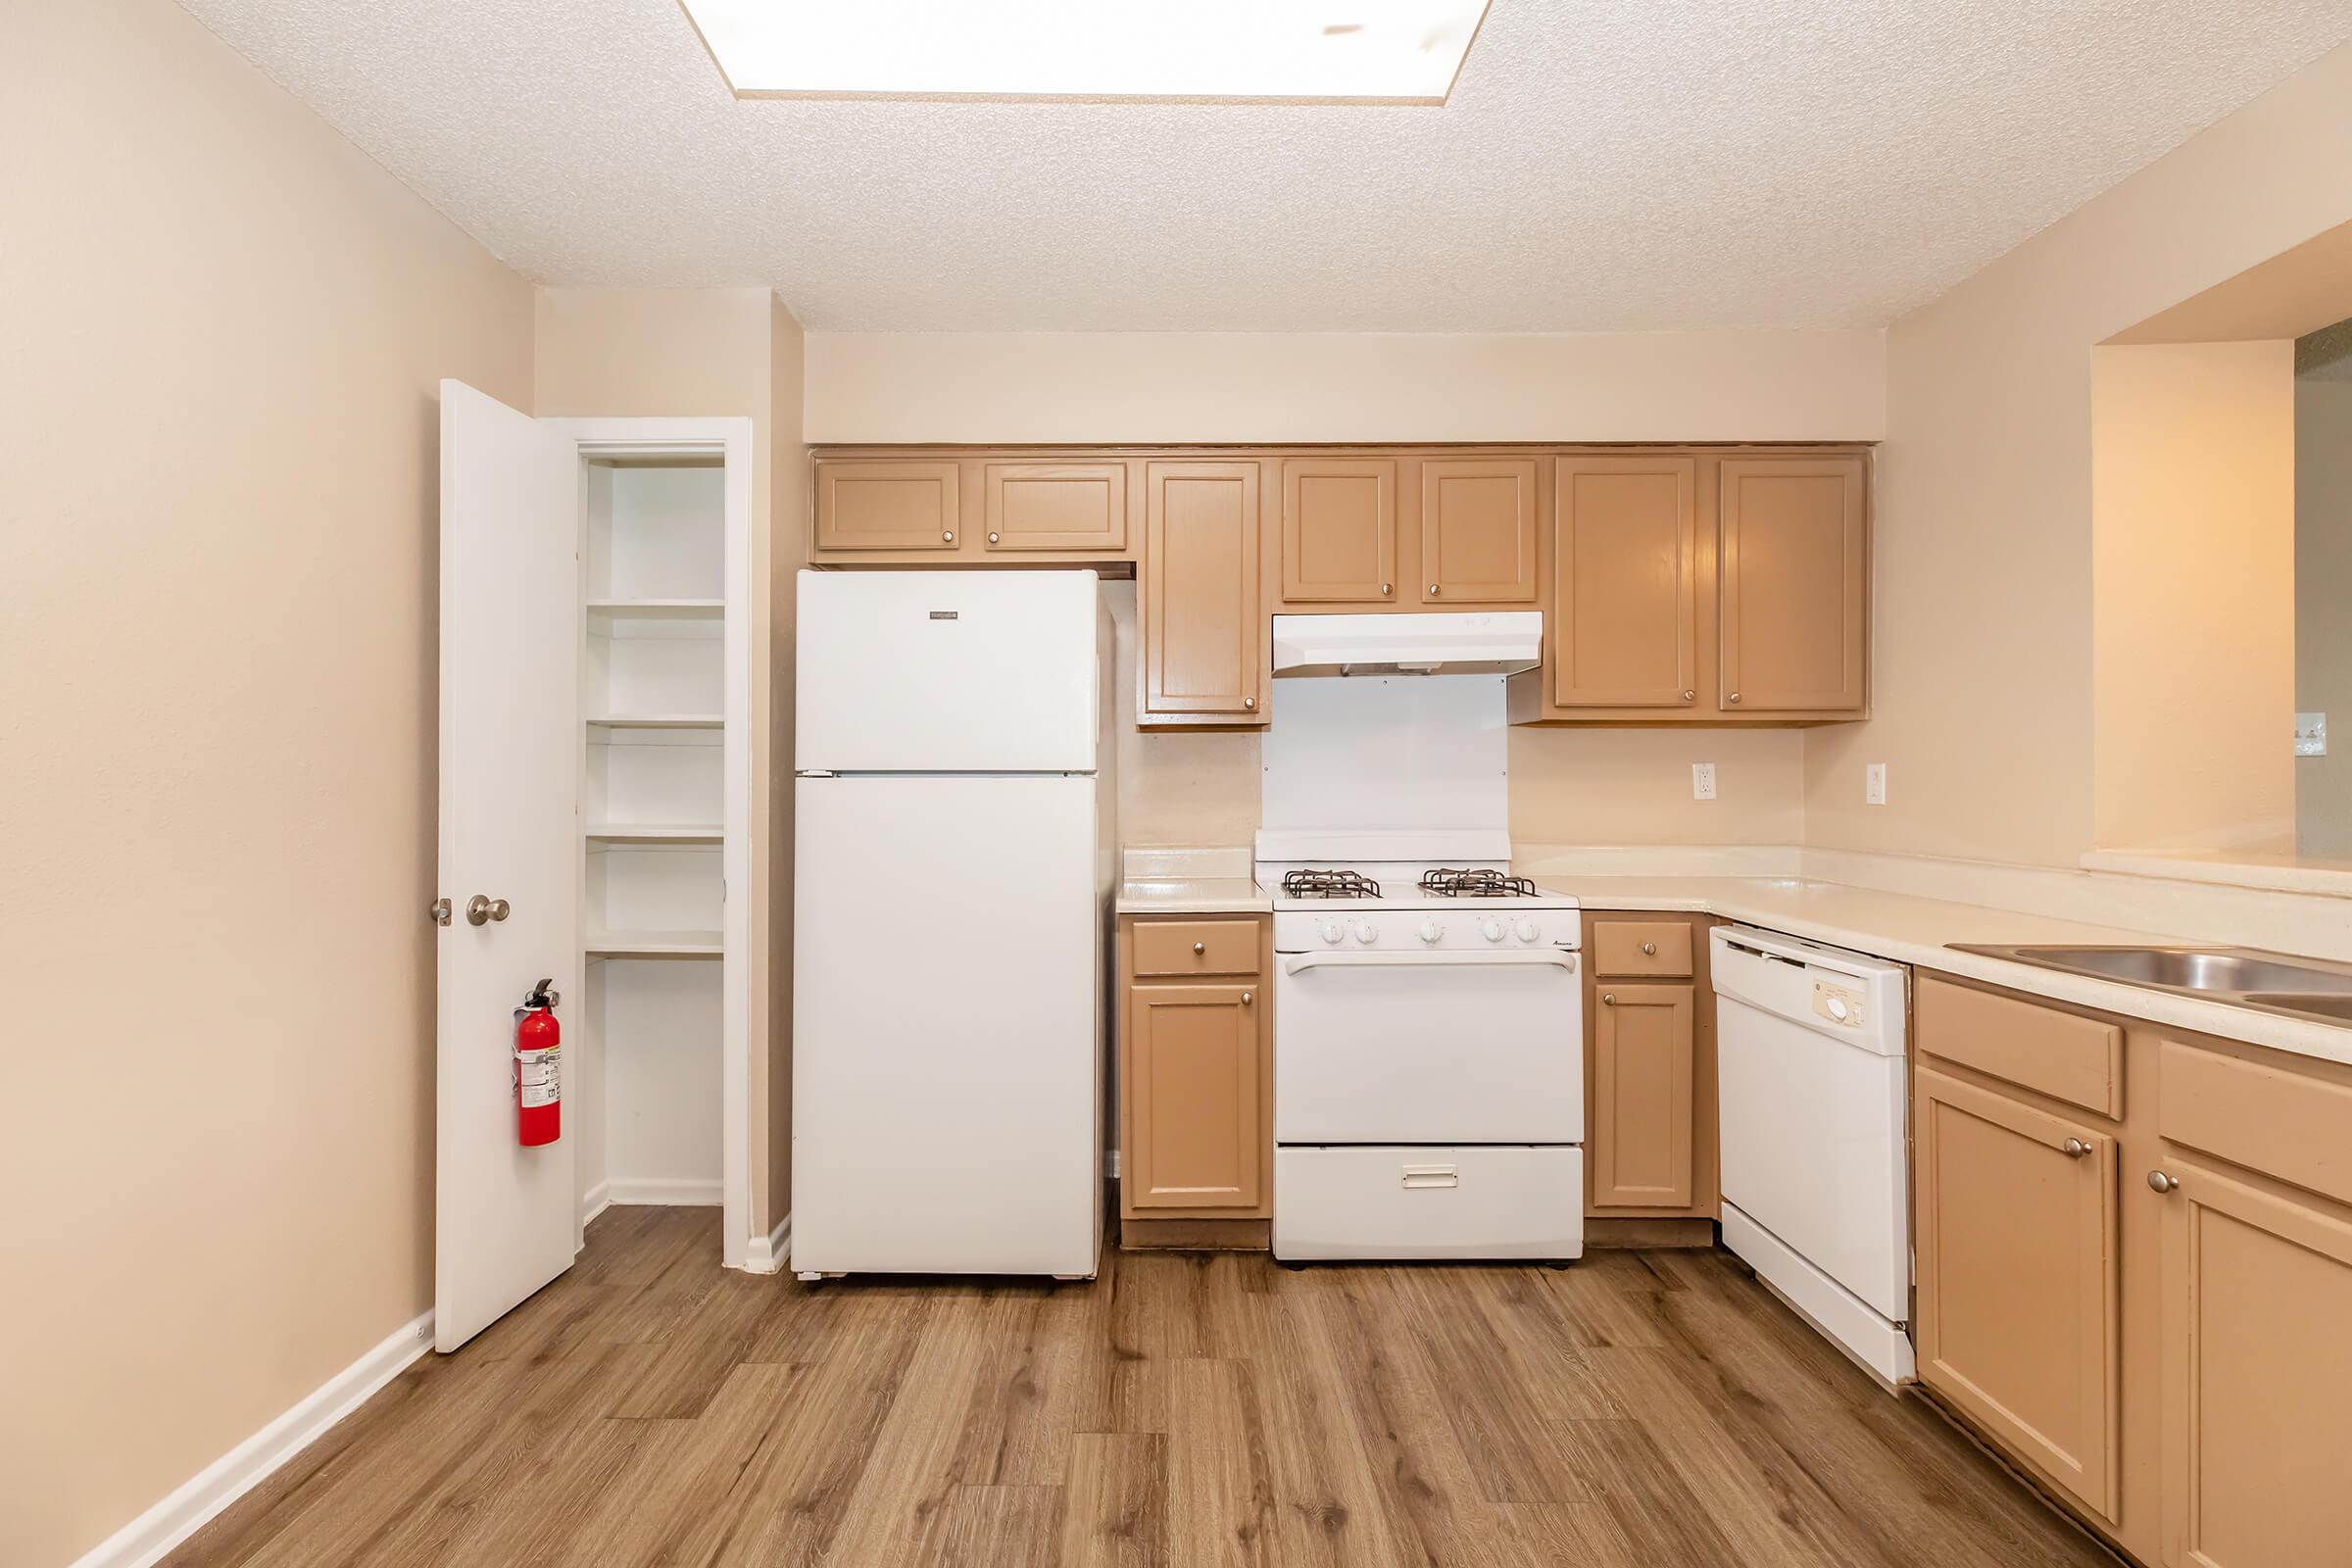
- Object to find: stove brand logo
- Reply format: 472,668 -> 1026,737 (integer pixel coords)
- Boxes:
927,611 -> 959,619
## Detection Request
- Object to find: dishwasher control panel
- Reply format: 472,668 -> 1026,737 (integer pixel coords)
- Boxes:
1811,981 -> 1866,1028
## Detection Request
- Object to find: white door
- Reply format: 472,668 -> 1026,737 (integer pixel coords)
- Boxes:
435,381 -> 581,1351
795,569 -> 1100,772
792,773 -> 1102,1276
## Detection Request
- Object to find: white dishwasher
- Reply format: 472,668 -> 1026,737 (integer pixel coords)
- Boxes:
1711,925 -> 1914,1384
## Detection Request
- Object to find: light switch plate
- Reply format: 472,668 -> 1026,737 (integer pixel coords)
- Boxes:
1866,762 -> 1887,806
2296,712 -> 2328,758
1692,761 -> 1716,801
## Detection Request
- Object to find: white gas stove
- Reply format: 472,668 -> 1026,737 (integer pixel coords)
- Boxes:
1256,831 -> 1586,1264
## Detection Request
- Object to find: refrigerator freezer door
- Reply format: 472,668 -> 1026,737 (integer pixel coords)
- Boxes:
797,569 -> 1100,773
792,774 -> 1102,1277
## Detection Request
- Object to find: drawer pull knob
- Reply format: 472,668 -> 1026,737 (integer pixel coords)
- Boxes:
1241,991 -> 1253,1005
1194,942 -> 1206,955
2148,1170 -> 2179,1195
1601,992 -> 1616,1005
2062,1137 -> 2090,1158
1641,942 -> 1656,956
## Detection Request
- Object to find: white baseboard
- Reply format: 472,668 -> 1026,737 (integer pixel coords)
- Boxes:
579,1179 -> 612,1230
744,1211 -> 793,1274
605,1176 -> 723,1206
70,1310 -> 433,1568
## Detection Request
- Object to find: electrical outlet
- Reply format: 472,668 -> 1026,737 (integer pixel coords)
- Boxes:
2296,712 -> 2328,758
1866,762 -> 1887,806
1692,761 -> 1717,801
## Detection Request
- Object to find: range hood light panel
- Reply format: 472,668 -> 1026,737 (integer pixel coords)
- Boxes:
678,1 -> 1492,103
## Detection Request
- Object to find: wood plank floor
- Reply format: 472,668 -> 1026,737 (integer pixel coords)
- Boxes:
172,1207 -> 2115,1568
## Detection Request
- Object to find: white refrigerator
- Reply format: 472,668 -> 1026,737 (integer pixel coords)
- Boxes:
792,569 -> 1114,1279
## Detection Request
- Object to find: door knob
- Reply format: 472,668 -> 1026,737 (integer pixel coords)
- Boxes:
466,895 -> 510,926
2147,1170 -> 2180,1195
2062,1137 -> 2090,1158
429,897 -> 452,927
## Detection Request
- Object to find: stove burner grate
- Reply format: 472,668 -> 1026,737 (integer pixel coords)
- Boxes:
1419,867 -> 1539,899
1281,868 -> 1383,900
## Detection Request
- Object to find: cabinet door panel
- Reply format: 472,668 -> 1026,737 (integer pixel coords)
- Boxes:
1592,983 -> 1695,1208
1719,457 -> 1865,710
1914,1067 -> 2119,1524
1282,458 -> 1396,603
983,461 -> 1127,552
2160,1159 -> 2352,1568
1143,462 -> 1263,721
1552,456 -> 1697,708
1421,459 -> 1537,603
814,460 -> 961,551
1128,984 -> 1263,1212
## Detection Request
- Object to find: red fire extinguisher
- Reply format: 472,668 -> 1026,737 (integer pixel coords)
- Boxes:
515,978 -> 561,1147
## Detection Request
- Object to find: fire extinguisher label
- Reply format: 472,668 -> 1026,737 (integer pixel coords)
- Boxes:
517,1047 -> 561,1108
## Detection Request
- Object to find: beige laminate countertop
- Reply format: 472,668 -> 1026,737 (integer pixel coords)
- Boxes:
1548,875 -> 2352,1069
1113,878 -> 1272,915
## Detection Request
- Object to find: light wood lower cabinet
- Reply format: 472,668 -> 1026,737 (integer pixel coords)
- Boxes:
1914,1065 -> 2121,1525
1583,913 -> 1716,1220
2157,1159 -> 2352,1568
1118,916 -> 1271,1229
1915,975 -> 2352,1568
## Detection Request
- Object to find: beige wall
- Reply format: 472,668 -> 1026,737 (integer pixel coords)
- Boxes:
2090,341 -> 2297,852
805,329 -> 1886,445
532,285 -> 802,1234
0,3 -> 533,1563
2299,374 -> 2352,858
1806,42 -> 2352,868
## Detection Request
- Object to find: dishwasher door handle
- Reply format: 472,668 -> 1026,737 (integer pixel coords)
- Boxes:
1283,950 -> 1580,976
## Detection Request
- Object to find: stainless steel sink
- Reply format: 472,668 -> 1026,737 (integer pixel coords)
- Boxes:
1946,944 -> 2352,1029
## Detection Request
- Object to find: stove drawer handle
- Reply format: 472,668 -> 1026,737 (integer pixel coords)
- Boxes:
1282,950 -> 1579,975
1400,1164 -> 1459,1190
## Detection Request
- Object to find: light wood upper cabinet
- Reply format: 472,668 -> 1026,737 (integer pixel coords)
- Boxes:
1718,456 -> 1866,711
1142,461 -> 1264,725
1914,1065 -> 2121,1526
814,460 -> 961,551
2157,1158 -> 2352,1568
1420,458 -> 1538,603
1281,458 -> 1397,603
1125,982 -> 1264,1212
983,461 -> 1128,552
1550,455 -> 1698,708
1591,982 -> 1695,1208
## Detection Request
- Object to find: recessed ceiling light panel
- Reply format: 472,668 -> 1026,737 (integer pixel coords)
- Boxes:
679,0 -> 1493,103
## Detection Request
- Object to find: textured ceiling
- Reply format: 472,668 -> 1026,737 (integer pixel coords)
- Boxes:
175,0 -> 2352,331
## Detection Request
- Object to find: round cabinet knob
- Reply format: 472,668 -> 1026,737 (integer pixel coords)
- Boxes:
1641,942 -> 1656,956
1192,941 -> 1205,955
2148,1170 -> 2180,1194
1417,919 -> 1444,945
2062,1137 -> 2090,1158
1601,992 -> 1616,1006
1513,918 -> 1540,944
988,531 -> 1000,544
1480,918 -> 1505,943
1319,920 -> 1345,947
1380,582 -> 1393,596
943,530 -> 955,543
1351,920 -> 1378,946
1682,689 -> 1695,702
1728,692 -> 1742,705
1428,583 -> 1443,597
1241,991 -> 1253,1006
1243,696 -> 1256,710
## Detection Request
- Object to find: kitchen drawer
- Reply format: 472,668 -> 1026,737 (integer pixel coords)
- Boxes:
2160,1040 -> 2352,1208
1273,1145 -> 1584,1261
1916,976 -> 2122,1119
1592,920 -> 1694,978
1132,918 -> 1261,977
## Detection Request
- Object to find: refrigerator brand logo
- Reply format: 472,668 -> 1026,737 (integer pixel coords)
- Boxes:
928,611 -> 959,620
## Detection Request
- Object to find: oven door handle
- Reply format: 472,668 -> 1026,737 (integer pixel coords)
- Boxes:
1282,950 -> 1580,976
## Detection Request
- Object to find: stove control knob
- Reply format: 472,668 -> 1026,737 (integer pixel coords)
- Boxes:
1480,918 -> 1505,943
1513,918 -> 1541,944
1319,920 -> 1345,947
1417,919 -> 1444,945
1350,920 -> 1378,946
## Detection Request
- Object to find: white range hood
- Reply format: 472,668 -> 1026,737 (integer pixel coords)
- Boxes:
1270,612 -> 1542,678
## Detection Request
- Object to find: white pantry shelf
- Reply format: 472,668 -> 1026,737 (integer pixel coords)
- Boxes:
587,598 -> 725,621
587,929 -> 722,958
585,823 -> 724,845
587,713 -> 724,731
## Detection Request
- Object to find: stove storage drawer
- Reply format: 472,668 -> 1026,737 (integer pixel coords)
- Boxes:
1132,917 -> 1262,978
1273,1145 -> 1584,1260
